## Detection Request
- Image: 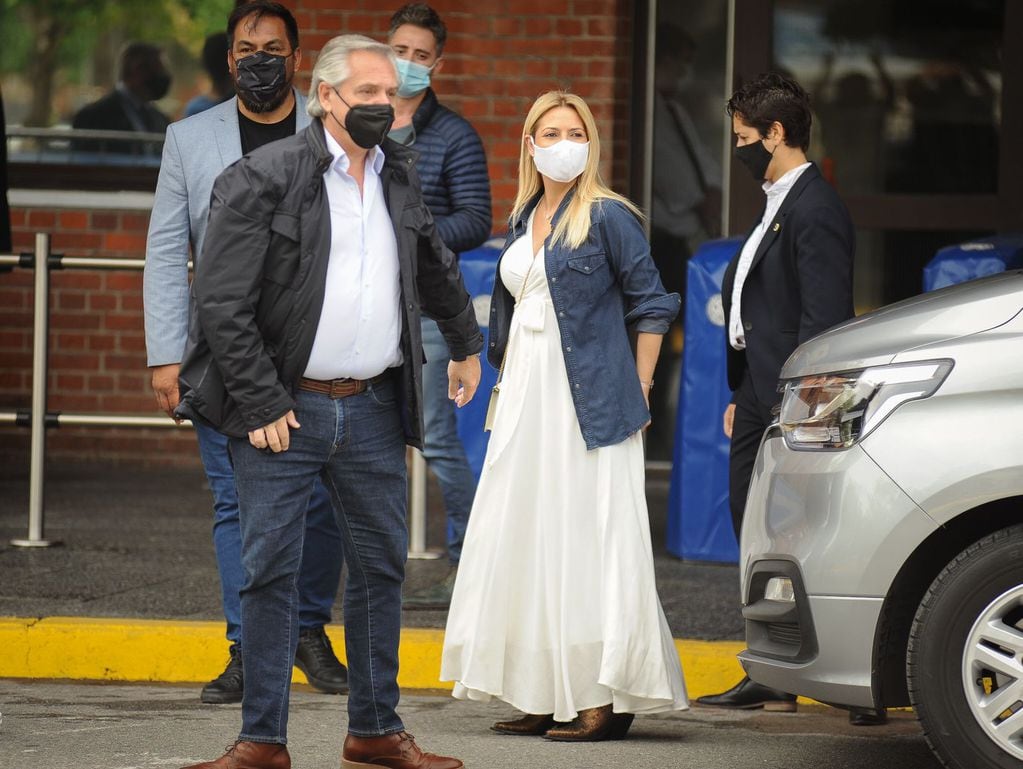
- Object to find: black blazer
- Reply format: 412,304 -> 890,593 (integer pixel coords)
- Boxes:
721,163 -> 854,406
71,91 -> 169,155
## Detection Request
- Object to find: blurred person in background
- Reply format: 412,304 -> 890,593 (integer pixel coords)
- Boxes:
185,32 -> 235,117
72,41 -> 171,156
648,22 -> 723,456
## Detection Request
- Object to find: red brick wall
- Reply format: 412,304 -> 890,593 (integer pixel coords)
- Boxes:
294,0 -> 636,219
2,207 -> 200,468
0,1 -> 636,468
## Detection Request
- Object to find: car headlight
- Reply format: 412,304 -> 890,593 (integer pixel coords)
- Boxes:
779,360 -> 953,450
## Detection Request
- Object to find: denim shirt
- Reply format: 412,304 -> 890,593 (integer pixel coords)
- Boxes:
487,192 -> 681,449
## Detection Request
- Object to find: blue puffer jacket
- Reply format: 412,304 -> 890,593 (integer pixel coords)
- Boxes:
411,89 -> 492,253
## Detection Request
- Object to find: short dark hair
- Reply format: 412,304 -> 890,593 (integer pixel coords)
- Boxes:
726,72 -> 812,151
120,42 -> 163,80
228,1 -> 300,52
389,3 -> 447,56
201,32 -> 230,82
654,22 -> 695,65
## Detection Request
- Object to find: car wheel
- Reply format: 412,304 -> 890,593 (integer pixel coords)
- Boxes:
907,523 -> 1023,769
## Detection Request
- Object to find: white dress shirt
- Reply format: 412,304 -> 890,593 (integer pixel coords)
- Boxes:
728,162 -> 811,350
303,127 -> 403,380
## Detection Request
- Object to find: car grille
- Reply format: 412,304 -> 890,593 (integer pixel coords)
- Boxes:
767,622 -> 802,647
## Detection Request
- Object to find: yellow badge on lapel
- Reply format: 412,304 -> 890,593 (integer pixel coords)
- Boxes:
772,222 -> 781,232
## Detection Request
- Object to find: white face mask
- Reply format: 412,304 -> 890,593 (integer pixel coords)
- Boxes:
530,137 -> 589,182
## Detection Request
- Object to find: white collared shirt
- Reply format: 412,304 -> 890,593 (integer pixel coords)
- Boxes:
728,162 -> 811,350
303,125 -> 403,380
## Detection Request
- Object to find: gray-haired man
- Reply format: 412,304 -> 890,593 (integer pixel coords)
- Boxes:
177,34 -> 481,769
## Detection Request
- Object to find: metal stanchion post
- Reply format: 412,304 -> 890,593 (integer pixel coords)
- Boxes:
407,449 -> 441,559
12,233 -> 60,548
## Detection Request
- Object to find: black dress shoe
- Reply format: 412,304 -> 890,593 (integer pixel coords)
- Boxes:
849,706 -> 887,726
694,676 -> 797,712
295,627 -> 349,694
200,643 -> 243,704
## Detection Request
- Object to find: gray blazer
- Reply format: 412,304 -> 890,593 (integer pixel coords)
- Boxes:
143,92 -> 311,366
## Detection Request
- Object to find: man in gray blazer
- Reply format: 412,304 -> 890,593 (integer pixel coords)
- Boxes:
143,0 -> 347,705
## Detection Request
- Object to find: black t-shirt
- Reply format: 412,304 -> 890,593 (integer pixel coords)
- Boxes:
238,105 -> 297,155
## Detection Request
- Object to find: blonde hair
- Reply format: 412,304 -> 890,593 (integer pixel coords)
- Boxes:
510,91 -> 643,250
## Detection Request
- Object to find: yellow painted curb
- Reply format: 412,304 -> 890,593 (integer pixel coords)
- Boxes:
0,617 -> 745,697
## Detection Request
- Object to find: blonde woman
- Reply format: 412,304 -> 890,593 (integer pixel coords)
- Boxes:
441,91 -> 688,741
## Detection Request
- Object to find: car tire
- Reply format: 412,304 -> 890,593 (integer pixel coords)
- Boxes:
907,523 -> 1023,769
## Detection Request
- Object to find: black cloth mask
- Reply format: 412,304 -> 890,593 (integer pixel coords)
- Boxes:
235,51 -> 291,111
144,72 -> 171,102
331,88 -> 394,149
734,138 -> 774,182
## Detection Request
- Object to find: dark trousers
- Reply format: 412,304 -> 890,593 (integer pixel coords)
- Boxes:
728,372 -> 776,540
647,226 -> 692,458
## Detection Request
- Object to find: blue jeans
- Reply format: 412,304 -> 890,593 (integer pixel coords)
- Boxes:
421,318 -> 477,563
194,422 -> 342,644
229,379 -> 408,743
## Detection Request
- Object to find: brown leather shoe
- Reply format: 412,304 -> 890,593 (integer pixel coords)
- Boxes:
491,713 -> 556,735
341,731 -> 463,769
179,740 -> 290,769
543,705 -> 635,742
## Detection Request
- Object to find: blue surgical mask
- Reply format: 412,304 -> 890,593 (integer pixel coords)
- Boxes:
395,58 -> 433,98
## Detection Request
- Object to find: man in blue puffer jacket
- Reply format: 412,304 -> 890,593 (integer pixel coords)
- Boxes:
386,3 -> 493,608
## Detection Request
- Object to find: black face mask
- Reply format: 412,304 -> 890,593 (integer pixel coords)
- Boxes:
235,51 -> 292,112
734,138 -> 774,182
144,72 -> 172,102
331,88 -> 394,149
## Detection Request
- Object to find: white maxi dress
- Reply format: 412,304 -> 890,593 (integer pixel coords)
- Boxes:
441,210 -> 688,722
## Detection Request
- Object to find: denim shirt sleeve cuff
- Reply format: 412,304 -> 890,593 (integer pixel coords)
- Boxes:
625,292 -> 682,334
435,300 -> 485,361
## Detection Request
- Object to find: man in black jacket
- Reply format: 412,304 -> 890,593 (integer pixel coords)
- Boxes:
695,73 -> 878,725
177,34 -> 480,769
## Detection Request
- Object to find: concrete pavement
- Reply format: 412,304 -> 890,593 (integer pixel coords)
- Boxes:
0,463 -> 941,768
0,680 -> 942,769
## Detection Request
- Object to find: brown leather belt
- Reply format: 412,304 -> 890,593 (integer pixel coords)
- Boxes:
297,371 -> 390,399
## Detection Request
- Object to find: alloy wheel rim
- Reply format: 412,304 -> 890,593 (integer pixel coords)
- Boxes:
961,583 -> 1023,759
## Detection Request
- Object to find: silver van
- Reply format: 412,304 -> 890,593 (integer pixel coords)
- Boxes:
738,271 -> 1023,769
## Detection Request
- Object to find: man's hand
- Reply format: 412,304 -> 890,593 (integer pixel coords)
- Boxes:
151,363 -> 181,421
248,410 -> 300,453
448,355 -> 482,408
723,403 -> 736,438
